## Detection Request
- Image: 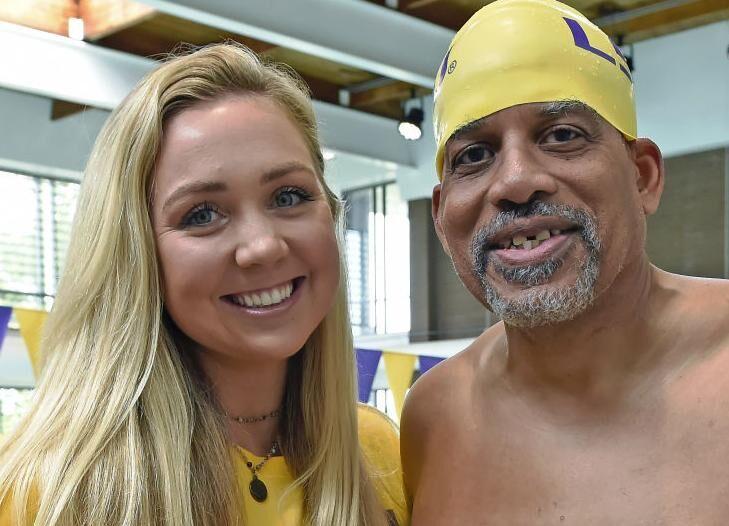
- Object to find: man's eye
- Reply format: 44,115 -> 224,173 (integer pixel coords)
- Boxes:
181,203 -> 221,227
544,127 -> 581,143
275,187 -> 313,208
454,144 -> 492,167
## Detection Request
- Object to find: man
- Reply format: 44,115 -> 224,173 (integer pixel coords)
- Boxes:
400,0 -> 729,524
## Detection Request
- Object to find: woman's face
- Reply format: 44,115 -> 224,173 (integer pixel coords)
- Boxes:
151,94 -> 339,364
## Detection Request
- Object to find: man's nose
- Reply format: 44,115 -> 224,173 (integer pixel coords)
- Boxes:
485,143 -> 558,208
233,216 -> 289,269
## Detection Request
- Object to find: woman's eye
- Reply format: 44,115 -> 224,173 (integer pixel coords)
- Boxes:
453,144 -> 492,167
544,127 -> 581,143
181,203 -> 220,227
275,187 -> 312,208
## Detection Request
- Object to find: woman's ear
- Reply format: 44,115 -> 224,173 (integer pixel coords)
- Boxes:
630,138 -> 665,216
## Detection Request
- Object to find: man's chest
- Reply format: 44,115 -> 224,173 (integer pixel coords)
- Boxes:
412,397 -> 729,525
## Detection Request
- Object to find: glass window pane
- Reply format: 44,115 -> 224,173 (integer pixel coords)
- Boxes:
0,171 -> 79,308
383,183 -> 410,334
0,171 -> 43,306
344,187 -> 375,335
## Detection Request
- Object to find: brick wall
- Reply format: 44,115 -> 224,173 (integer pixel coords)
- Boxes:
647,147 -> 727,278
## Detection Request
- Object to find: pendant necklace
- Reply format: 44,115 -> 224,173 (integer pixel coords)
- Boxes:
239,439 -> 279,503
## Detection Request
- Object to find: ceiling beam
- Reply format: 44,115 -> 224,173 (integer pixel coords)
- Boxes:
135,0 -> 454,88
595,0 -> 699,26
0,0 -> 76,36
0,21 -> 151,109
0,21 -> 414,167
350,80 -> 414,107
80,0 -> 156,40
404,0 -> 442,10
598,0 -> 729,42
51,100 -> 87,120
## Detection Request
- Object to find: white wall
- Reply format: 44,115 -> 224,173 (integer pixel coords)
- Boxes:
634,20 -> 729,157
0,88 -> 107,176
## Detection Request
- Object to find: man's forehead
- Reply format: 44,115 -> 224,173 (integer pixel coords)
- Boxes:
448,101 -> 602,143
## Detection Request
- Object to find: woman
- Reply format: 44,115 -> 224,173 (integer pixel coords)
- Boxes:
0,44 -> 407,526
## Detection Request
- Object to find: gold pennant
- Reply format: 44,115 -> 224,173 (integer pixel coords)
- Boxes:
382,351 -> 416,420
14,308 -> 48,379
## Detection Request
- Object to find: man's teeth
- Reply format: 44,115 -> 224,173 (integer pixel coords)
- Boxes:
500,229 -> 562,250
231,282 -> 294,308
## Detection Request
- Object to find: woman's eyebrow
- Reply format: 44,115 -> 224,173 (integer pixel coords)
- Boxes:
260,161 -> 316,185
162,181 -> 227,212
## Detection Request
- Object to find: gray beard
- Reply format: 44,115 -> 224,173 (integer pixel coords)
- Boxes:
471,201 -> 601,328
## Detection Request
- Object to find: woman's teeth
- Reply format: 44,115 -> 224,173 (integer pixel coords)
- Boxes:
229,282 -> 294,308
499,229 -> 562,250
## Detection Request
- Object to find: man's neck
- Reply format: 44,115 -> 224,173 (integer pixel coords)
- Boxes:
499,257 -> 671,409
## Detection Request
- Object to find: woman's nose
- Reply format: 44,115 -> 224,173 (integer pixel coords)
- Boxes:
233,218 -> 289,269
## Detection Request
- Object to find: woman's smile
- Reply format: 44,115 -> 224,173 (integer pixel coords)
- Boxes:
220,276 -> 306,316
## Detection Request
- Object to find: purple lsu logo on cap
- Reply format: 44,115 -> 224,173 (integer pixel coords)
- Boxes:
434,16 -> 631,92
562,17 -> 632,82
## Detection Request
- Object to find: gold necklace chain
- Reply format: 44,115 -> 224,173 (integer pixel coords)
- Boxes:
228,407 -> 281,425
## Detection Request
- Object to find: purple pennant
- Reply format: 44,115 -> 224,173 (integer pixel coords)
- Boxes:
419,355 -> 445,375
0,306 -> 11,354
356,348 -> 382,403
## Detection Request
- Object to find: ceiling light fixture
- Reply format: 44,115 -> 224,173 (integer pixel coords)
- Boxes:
68,17 -> 85,41
398,107 -> 424,141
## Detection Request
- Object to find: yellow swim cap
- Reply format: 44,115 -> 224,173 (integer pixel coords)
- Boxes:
433,0 -> 636,179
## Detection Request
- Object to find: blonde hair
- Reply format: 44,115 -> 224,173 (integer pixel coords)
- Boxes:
0,43 -> 386,526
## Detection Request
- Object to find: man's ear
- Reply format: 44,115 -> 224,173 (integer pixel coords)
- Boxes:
630,138 -> 665,216
432,183 -> 451,257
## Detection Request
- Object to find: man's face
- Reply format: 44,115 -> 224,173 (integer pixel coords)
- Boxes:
433,102 -> 659,327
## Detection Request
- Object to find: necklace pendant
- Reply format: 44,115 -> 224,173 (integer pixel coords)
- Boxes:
249,475 -> 268,503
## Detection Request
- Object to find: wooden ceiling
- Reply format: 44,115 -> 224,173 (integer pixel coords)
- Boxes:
3,0 -> 728,121
368,0 -> 729,43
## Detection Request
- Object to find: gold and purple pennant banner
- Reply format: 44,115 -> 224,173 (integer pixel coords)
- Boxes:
0,306 -> 11,353
355,348 -> 382,403
13,308 -> 47,378
355,347 -> 448,417
418,355 -> 445,375
382,351 -> 417,419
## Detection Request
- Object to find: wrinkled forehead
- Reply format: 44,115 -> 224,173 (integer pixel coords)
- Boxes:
446,101 -> 604,145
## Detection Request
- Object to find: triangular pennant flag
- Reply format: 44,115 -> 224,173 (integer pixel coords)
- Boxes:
0,306 -> 11,353
383,351 -> 416,419
356,348 -> 382,403
419,355 -> 445,375
14,308 -> 48,378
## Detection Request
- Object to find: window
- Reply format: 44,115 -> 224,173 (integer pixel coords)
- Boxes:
0,388 -> 33,438
343,182 -> 410,336
0,170 -> 79,309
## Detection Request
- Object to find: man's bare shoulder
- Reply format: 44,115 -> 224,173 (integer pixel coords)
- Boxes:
654,270 -> 729,369
405,322 -> 505,413
400,322 -> 505,497
658,270 -> 729,336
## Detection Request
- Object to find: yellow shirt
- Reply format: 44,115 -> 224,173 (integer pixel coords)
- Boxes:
234,404 -> 409,525
0,405 -> 408,526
